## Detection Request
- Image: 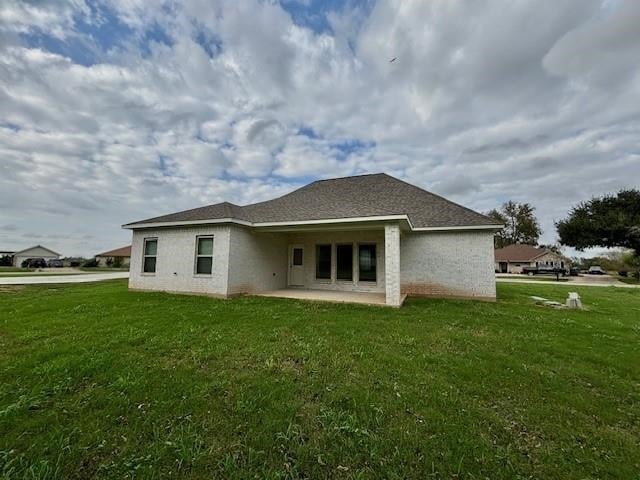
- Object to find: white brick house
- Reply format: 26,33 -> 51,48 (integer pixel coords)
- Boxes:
124,174 -> 501,306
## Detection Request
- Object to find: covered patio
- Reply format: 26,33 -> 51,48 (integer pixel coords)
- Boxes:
254,222 -> 405,307
253,288 -> 407,307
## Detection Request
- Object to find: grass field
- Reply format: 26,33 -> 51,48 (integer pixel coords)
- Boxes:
1,281 -> 638,479
496,275 -> 570,282
79,267 -> 130,272
617,275 -> 640,285
0,267 -> 33,273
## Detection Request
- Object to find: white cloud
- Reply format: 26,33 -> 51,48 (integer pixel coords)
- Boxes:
1,0 -> 639,256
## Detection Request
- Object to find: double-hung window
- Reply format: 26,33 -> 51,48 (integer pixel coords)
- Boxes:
195,236 -> 214,275
143,238 -> 157,273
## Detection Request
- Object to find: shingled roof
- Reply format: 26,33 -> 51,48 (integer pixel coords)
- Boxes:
494,244 -> 555,262
96,245 -> 132,257
125,173 -> 500,230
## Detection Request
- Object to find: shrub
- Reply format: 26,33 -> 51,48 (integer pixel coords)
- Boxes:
83,258 -> 99,268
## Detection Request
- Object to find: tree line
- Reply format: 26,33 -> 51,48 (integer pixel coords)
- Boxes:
487,189 -> 640,272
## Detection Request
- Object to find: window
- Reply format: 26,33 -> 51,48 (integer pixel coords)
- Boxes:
195,236 -> 213,274
292,247 -> 303,266
336,244 -> 353,281
143,238 -> 157,273
358,244 -> 376,282
315,244 -> 331,280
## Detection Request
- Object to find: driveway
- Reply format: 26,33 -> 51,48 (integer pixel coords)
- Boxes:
0,272 -> 129,285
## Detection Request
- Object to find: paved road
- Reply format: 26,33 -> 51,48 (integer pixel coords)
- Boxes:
0,272 -> 129,285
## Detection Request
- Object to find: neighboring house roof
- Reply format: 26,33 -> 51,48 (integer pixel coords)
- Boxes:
96,245 -> 132,257
494,244 -> 560,262
0,250 -> 14,255
11,245 -> 61,257
124,173 -> 501,230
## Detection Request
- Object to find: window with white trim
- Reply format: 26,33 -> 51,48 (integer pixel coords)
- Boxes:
195,236 -> 213,275
143,238 -> 157,273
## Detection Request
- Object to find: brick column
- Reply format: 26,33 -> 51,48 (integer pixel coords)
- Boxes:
384,224 -> 401,306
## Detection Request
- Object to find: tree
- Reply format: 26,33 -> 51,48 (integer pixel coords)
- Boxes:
557,190 -> 640,256
538,244 -> 562,255
487,201 -> 542,248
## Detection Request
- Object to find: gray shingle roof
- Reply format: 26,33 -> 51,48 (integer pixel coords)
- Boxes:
126,174 -> 499,229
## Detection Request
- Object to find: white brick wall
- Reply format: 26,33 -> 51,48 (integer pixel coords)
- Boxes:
401,230 -> 496,299
129,226 -> 231,296
384,224 -> 401,306
227,226 -> 288,294
128,225 -> 496,301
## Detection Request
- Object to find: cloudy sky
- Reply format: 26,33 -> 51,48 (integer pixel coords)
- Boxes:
1,0 -> 639,257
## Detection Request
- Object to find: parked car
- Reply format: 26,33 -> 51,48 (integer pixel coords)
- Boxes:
587,265 -> 606,275
47,259 -> 64,268
21,258 -> 47,268
569,267 -> 580,276
522,266 -> 566,276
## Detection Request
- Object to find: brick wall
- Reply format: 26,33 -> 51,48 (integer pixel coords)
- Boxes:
385,224 -> 401,306
227,226 -> 288,294
129,226 -> 231,296
401,230 -> 496,299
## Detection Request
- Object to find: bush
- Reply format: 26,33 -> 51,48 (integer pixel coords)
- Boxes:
83,258 -> 99,268
0,255 -> 12,266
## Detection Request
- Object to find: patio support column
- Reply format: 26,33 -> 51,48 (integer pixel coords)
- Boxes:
384,223 -> 401,306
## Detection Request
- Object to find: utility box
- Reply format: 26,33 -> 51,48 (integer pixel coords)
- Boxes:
566,292 -> 582,309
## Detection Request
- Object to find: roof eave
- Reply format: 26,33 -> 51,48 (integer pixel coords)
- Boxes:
123,216 -> 503,232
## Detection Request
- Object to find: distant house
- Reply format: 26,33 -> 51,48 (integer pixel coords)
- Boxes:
123,173 -> 502,306
495,244 -> 568,273
11,245 -> 62,267
95,245 -> 131,267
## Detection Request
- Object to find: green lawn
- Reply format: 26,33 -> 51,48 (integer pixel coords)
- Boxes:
0,267 -> 33,273
617,275 -> 640,285
1,281 -> 638,479
79,267 -> 130,272
497,275 -> 570,282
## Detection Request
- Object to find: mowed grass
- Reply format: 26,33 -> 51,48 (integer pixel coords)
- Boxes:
1,281 -> 638,479
0,267 -> 33,273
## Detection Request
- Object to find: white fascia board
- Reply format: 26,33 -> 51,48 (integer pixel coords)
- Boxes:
123,215 -> 411,230
411,224 -> 504,232
253,215 -> 410,227
123,216 -> 502,232
122,218 -> 252,230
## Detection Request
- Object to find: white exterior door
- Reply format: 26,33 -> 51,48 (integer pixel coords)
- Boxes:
288,245 -> 304,286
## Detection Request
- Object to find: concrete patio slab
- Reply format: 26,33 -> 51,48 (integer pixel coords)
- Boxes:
253,289 -> 407,307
